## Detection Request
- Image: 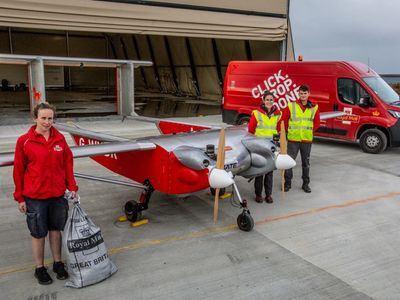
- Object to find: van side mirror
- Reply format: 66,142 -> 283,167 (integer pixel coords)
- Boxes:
359,96 -> 370,107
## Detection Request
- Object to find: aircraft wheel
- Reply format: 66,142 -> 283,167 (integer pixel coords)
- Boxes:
237,211 -> 254,232
360,129 -> 387,154
124,200 -> 142,222
210,187 -> 226,196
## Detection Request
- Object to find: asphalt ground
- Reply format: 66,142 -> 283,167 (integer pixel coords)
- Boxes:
0,115 -> 399,300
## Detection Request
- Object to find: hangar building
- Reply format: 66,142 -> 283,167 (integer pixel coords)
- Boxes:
0,0 -> 294,118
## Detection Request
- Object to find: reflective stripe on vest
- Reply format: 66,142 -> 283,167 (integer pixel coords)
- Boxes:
254,110 -> 281,138
287,102 -> 318,142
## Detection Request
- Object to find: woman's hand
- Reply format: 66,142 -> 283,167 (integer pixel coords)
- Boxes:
18,201 -> 26,213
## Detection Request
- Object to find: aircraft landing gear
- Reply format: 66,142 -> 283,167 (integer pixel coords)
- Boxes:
236,199 -> 254,232
231,182 -> 254,232
124,200 -> 142,222
124,180 -> 154,223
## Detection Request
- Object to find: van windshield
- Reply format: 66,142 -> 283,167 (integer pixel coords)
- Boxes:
363,76 -> 399,104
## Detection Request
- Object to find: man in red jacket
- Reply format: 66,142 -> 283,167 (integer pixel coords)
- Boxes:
13,102 -> 78,285
282,85 -> 320,193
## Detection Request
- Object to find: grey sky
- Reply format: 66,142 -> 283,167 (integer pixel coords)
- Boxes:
289,0 -> 400,74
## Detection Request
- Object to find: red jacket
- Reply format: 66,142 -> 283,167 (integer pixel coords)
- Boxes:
13,125 -> 78,203
248,105 -> 283,134
282,100 -> 320,143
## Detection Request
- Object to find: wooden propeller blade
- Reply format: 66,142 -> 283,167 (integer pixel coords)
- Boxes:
216,128 -> 226,169
280,123 -> 287,194
214,128 -> 225,224
280,123 -> 287,155
213,188 -> 220,224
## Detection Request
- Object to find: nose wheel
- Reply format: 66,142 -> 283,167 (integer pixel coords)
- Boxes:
232,182 -> 254,232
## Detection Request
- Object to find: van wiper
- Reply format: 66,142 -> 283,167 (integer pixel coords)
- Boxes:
390,100 -> 400,105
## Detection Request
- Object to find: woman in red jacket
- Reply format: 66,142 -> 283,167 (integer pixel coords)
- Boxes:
13,102 -> 78,285
248,91 -> 283,203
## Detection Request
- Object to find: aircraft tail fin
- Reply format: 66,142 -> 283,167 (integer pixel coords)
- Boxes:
127,116 -> 216,135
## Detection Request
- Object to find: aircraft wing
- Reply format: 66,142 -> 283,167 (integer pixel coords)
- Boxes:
1,121 -> 156,167
71,141 -> 156,158
127,115 -> 220,135
0,141 -> 156,167
320,111 -> 346,120
55,123 -> 130,142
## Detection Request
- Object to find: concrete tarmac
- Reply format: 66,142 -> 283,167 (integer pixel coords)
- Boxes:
0,115 -> 399,299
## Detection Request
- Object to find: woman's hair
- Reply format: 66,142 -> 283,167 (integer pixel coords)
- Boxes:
33,102 -> 56,118
262,90 -> 275,100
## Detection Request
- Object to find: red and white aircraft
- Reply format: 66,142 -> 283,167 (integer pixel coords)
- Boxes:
0,113 -> 341,231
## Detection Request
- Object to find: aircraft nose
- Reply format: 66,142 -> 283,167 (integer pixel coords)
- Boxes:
275,154 -> 296,170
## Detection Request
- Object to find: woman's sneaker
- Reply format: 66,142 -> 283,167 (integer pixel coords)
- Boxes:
34,266 -> 53,285
53,261 -> 69,280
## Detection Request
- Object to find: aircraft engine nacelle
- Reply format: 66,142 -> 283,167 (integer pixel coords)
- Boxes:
173,146 -> 214,170
172,144 -> 251,175
238,137 -> 277,178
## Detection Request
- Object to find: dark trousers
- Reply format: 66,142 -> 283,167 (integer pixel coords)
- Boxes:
284,141 -> 312,186
254,171 -> 273,197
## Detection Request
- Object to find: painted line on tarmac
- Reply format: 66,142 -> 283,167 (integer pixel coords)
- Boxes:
256,191 -> 400,225
1,191 -> 399,277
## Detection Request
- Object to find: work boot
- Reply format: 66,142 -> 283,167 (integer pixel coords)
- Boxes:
255,195 -> 263,203
34,266 -> 53,285
53,261 -> 69,280
302,183 -> 311,193
265,195 -> 273,203
284,183 -> 291,192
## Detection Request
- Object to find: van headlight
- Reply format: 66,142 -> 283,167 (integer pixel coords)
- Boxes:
388,110 -> 400,118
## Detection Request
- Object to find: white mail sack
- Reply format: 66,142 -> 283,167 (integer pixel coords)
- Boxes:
63,201 -> 117,288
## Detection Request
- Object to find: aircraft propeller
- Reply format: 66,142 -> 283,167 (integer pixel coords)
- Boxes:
213,128 -> 227,224
275,123 -> 295,171
279,123 -> 288,193
208,128 -> 254,230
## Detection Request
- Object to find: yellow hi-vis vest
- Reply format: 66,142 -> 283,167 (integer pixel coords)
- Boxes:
254,110 -> 281,138
287,101 -> 318,142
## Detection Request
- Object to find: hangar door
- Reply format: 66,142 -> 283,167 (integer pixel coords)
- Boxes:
0,0 -> 293,116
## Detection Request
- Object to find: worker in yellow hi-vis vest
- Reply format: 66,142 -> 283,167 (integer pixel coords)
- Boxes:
282,84 -> 320,193
248,90 -> 283,203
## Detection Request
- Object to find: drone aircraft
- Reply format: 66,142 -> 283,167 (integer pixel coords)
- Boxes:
0,113 -> 341,231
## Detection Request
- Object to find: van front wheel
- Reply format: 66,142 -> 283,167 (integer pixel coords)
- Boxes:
237,115 -> 250,125
359,129 -> 387,154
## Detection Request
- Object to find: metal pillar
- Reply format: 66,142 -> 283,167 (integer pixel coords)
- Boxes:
118,62 -> 135,116
132,35 -> 148,89
146,35 -> 162,91
164,36 -> 179,93
27,58 -> 46,111
65,31 -> 71,89
185,37 -> 200,96
8,27 -> 13,54
120,36 -> 129,59
211,39 -> 223,89
245,40 -> 253,61
280,39 -> 287,61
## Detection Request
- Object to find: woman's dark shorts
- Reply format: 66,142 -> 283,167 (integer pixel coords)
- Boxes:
25,196 -> 69,239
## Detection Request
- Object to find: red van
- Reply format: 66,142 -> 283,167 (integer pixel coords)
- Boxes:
222,61 -> 400,153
